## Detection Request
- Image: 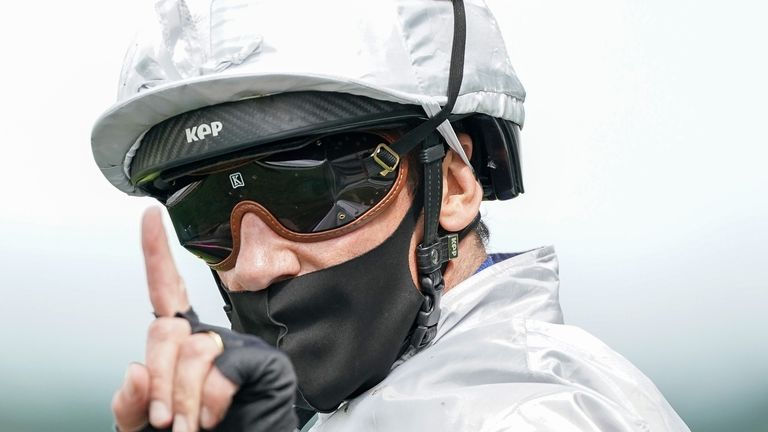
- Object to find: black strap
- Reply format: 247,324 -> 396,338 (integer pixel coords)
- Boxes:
409,132 -> 450,350
364,0 -> 466,179
421,134 -> 444,246
403,0 -> 467,352
386,0 -> 467,159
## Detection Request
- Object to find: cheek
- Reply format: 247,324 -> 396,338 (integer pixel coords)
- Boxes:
318,232 -> 383,264
296,189 -> 415,272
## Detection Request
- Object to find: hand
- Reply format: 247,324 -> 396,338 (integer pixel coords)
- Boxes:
111,208 -> 297,432
112,207 -> 236,431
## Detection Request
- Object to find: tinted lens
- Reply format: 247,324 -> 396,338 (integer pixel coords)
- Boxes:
165,132 -> 399,264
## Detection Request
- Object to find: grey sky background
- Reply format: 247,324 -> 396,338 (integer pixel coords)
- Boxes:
0,1 -> 766,431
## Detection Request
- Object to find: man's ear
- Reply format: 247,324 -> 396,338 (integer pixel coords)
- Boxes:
440,133 -> 483,232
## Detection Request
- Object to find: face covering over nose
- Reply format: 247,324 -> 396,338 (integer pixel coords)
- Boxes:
226,196 -> 425,413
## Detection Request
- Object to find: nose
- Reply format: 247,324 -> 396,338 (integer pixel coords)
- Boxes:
219,212 -> 301,292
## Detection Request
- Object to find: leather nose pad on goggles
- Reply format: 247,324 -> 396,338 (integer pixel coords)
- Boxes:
208,157 -> 410,271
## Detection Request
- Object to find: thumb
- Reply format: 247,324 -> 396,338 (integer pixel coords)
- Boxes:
142,207 -> 190,317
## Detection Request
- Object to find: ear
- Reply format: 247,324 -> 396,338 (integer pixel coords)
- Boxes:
440,133 -> 483,232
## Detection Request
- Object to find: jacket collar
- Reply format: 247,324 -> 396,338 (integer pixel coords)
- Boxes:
434,245 -> 563,344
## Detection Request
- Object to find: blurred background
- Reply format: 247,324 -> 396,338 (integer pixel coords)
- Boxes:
1,0 -> 766,431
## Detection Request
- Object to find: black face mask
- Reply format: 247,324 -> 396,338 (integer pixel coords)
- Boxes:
225,195 -> 425,413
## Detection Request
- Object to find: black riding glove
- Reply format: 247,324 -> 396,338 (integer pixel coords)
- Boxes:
140,309 -> 298,432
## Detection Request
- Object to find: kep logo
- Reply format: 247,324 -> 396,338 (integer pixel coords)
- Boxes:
185,121 -> 223,143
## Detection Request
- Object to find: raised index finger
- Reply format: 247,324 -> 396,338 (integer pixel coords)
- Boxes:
142,207 -> 190,317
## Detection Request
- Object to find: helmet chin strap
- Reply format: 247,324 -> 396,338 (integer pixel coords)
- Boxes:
408,132 -> 451,350
288,0 -> 466,352
398,0 -> 468,352
408,133 -> 480,351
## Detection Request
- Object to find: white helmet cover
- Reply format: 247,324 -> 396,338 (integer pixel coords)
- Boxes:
91,0 -> 526,195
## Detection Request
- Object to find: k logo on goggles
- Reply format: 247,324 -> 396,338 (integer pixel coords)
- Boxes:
161,130 -> 409,270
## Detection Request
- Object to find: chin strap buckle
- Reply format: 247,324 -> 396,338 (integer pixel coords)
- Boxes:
410,233 -> 459,350
410,269 -> 445,349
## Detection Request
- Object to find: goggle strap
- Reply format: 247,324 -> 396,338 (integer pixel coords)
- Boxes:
376,0 -> 466,166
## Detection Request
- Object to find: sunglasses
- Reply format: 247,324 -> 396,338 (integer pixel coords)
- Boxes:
161,130 -> 408,270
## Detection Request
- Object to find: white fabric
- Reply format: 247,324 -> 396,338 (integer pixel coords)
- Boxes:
307,246 -> 690,432
91,0 -> 525,195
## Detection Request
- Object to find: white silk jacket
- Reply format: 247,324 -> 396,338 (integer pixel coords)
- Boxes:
306,246 -> 690,432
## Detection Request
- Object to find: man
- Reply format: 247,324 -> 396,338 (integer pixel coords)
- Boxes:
93,1 -> 690,431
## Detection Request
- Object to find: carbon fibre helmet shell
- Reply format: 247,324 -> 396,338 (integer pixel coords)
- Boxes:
130,91 -> 524,202
129,91 -> 426,191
